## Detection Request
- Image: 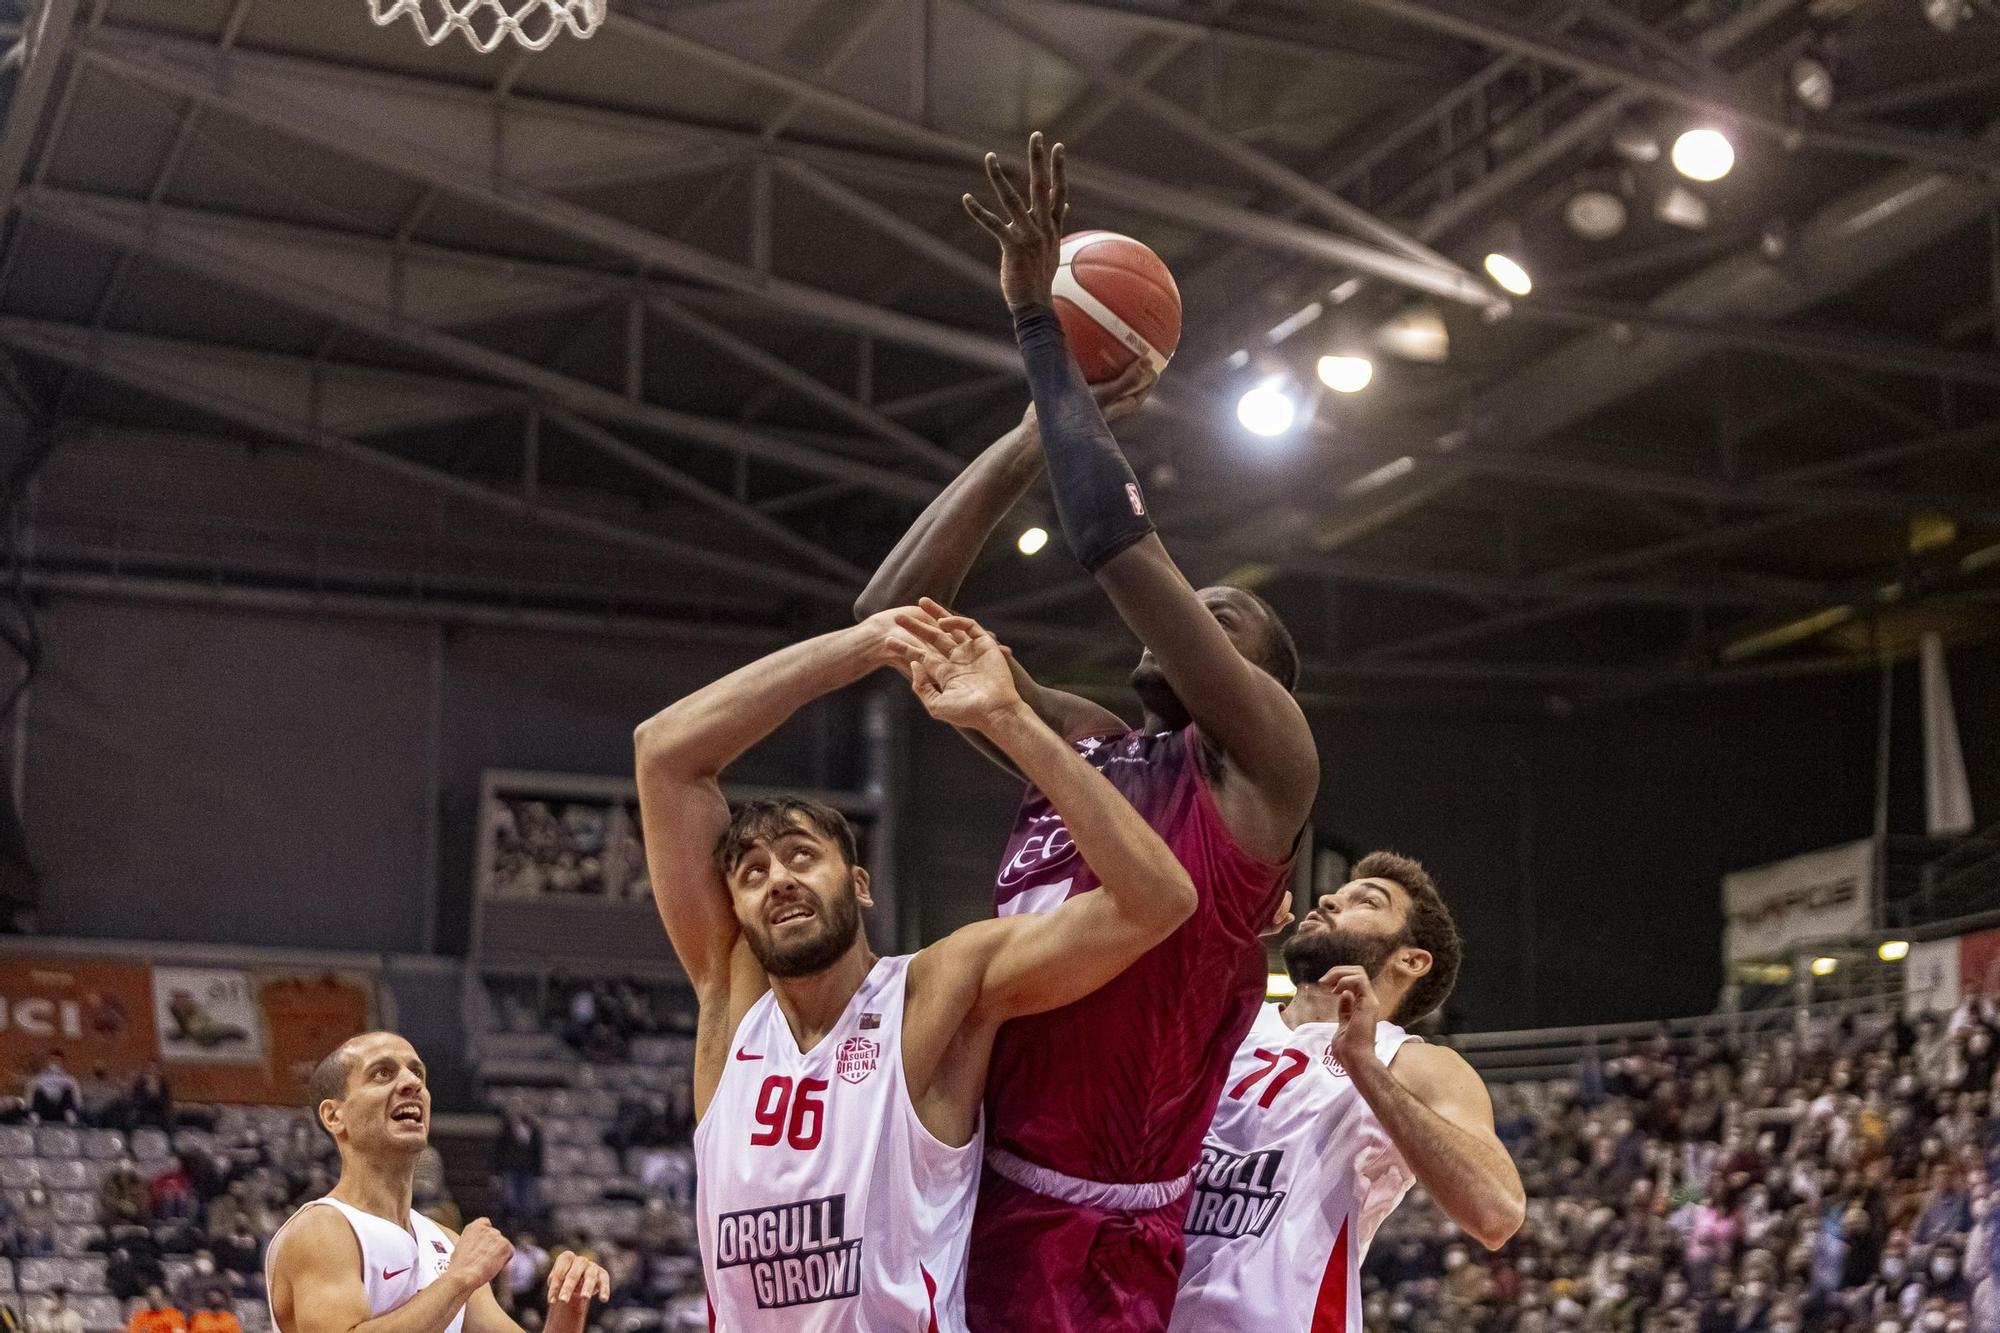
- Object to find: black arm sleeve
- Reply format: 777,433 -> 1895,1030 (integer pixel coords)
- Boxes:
1012,303 -> 1156,573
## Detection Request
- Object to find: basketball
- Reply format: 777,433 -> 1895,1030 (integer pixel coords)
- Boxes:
1051,230 -> 1183,384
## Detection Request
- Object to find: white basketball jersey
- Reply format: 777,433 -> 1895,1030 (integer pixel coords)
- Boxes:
695,954 -> 979,1332
266,1197 -> 461,1333
1169,1004 -> 1419,1333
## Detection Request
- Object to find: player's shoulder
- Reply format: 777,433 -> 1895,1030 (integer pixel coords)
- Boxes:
1391,1041 -> 1483,1097
272,1203 -> 360,1270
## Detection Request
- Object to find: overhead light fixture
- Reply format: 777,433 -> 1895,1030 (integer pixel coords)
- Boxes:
1565,188 -> 1629,240
1610,119 -> 1661,163
1672,127 -> 1736,181
1266,302 -> 1324,344
1789,52 -> 1836,112
1375,306 -> 1450,364
1236,379 -> 1299,437
1483,252 -> 1533,297
1810,955 -> 1839,977
1656,184 -> 1712,230
1017,526 -> 1049,556
1316,355 -> 1374,394
1879,940 -> 1912,962
1921,0 -> 1972,31
1267,972 -> 1298,1000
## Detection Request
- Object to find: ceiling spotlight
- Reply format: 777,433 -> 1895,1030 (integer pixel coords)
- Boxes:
1565,189 -> 1629,240
1610,120 -> 1661,163
1483,252 -> 1533,297
1810,955 -> 1839,977
1017,526 -> 1049,556
1921,0 -> 1972,31
1789,52 -> 1836,113
1672,128 -> 1735,181
1375,306 -> 1450,364
1236,380 -> 1299,437
1879,940 -> 1911,962
1656,184 -> 1712,231
1316,355 -> 1374,394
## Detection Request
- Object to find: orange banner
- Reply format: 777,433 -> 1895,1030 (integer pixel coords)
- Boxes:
0,957 -> 156,1086
2,954 -> 373,1105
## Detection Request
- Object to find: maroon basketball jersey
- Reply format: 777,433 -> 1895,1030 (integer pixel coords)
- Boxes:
986,726 -> 1295,1186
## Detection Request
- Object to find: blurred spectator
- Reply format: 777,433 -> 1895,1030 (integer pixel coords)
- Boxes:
212,1221 -> 260,1283
504,1232 -> 550,1317
25,1053 -> 79,1124
148,1158 -> 198,1224
24,1288 -> 81,1333
15,1186 -> 55,1257
125,1288 -> 185,1333
106,1243 -> 166,1302
98,1157 -> 149,1227
494,1111 -> 544,1230
125,1063 -> 174,1134
185,1291 -> 238,1333
172,1252 -> 224,1312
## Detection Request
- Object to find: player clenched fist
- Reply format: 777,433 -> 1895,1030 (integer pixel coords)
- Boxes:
443,1217 -> 513,1295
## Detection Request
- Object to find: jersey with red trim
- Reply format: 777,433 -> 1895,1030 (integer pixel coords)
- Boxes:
695,955 -> 977,1332
265,1198 -> 460,1333
1169,1003 -> 1419,1333
986,725 -> 1293,1186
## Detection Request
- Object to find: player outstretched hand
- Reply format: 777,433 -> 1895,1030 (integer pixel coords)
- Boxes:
546,1249 -> 612,1317
963,130 -> 1065,313
1322,965 -> 1382,1069
897,599 -> 1022,732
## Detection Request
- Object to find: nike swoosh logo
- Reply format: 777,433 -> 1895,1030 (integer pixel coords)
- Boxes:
735,1050 -> 763,1061
384,1268 -> 409,1280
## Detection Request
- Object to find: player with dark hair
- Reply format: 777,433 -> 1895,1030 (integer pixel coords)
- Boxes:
1171,852 -> 1523,1331
266,1031 -> 610,1333
854,133 -> 1320,1331
634,605 -> 1199,1330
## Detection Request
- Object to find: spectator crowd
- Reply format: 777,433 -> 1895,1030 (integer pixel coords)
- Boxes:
1368,996 -> 2000,1333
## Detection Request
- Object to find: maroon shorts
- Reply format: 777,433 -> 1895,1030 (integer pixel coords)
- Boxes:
964,1166 -> 1190,1333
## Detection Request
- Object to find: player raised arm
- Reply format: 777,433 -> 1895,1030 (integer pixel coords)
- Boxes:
964,132 -> 1318,817
895,609 -> 1195,1024
1321,965 -> 1525,1250
632,610 -> 923,1110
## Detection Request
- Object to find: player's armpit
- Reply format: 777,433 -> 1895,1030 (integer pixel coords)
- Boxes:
1094,537 -> 1318,812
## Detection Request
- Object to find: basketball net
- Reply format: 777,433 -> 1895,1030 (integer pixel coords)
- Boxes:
368,0 -> 607,53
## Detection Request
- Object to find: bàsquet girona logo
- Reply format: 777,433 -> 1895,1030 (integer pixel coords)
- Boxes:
835,1036 -> 877,1085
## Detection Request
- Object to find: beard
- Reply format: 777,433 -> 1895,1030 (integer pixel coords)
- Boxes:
747,879 -> 864,979
1282,923 -> 1407,989
1130,661 -> 1191,731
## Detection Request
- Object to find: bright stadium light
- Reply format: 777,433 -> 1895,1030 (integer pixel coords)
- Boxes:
1810,956 -> 1839,977
1017,526 -> 1049,556
1672,128 -> 1735,181
1879,940 -> 1912,962
1317,355 -> 1374,394
1236,380 -> 1299,437
1483,252 -> 1533,297
1267,973 -> 1298,1000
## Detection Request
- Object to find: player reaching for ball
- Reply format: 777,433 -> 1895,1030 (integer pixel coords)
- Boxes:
265,1031 -> 610,1333
633,604 -> 1199,1330
854,132 -> 1320,1332
1171,853 -> 1523,1332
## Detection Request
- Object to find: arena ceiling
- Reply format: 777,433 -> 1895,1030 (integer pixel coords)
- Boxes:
0,0 -> 1996,712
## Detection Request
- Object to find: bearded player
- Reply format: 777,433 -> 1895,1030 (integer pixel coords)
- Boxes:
266,1031 -> 611,1333
634,605 -> 1198,1330
1171,852 -> 1523,1331
854,133 -> 1317,1330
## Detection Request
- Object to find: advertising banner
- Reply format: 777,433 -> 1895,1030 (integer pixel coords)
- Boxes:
1723,839 -> 1876,963
152,967 -> 264,1065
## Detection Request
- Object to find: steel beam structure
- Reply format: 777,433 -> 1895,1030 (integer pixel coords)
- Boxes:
27,189 -> 947,505
0,319 -> 860,605
1338,0 -> 2000,176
